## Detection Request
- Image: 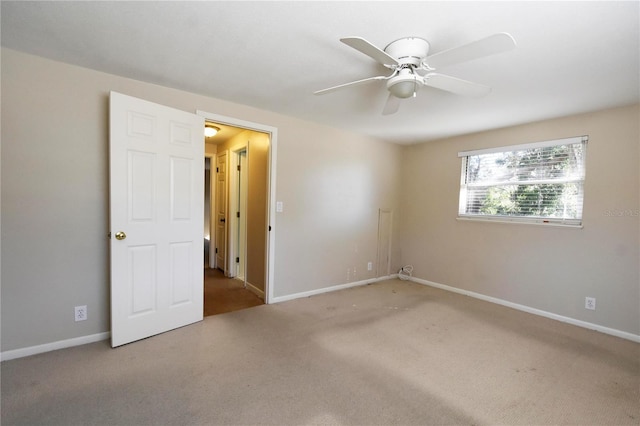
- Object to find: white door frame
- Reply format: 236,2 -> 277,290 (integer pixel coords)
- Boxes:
196,110 -> 277,304
204,153 -> 216,269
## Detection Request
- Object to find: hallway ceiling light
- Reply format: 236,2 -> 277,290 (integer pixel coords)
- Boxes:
204,124 -> 220,137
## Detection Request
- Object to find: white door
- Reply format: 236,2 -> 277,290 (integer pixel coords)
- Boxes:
110,91 -> 204,347
215,151 -> 228,273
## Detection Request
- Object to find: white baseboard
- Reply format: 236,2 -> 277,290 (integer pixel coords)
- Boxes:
1,331 -> 111,362
1,275 -> 395,361
410,276 -> 640,343
270,274 -> 398,304
246,281 -> 265,299
13,274 -> 627,361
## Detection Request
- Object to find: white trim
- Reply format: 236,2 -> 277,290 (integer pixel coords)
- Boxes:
266,128 -> 277,305
410,276 -> 640,343
458,135 -> 588,157
458,137 -> 587,225
456,216 -> 583,228
270,275 -> 399,304
245,281 -> 265,299
196,111 -> 277,305
204,153 -> 216,269
1,332 -> 111,362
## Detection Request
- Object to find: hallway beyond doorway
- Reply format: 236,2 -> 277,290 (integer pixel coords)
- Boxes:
204,268 -> 264,316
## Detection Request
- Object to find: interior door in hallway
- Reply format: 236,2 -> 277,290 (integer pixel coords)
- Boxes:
235,149 -> 248,280
109,91 -> 204,347
215,151 -> 228,273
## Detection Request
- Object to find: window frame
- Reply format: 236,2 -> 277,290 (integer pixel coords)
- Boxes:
457,136 -> 588,228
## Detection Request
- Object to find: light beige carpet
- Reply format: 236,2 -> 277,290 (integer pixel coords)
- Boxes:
2,279 -> 639,425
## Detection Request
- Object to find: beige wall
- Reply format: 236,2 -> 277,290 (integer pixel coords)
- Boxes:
2,47 -> 636,354
273,123 -> 403,296
246,131 -> 269,291
205,143 -> 217,156
1,48 -> 403,352
400,104 -> 640,335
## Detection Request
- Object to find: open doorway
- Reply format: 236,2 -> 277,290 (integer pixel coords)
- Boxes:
201,116 -> 274,316
204,157 -> 212,267
229,148 -> 248,281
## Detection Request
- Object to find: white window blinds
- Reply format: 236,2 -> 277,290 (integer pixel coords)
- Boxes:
458,136 -> 588,226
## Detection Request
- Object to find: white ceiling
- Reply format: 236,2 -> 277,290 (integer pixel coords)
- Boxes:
2,1 -> 638,144
204,121 -> 246,145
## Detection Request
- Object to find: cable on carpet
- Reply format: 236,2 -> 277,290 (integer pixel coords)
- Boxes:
398,265 -> 413,281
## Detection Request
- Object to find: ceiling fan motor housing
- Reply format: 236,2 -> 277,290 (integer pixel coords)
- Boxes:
384,38 -> 430,98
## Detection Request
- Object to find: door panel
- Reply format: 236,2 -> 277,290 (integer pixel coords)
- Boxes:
110,91 -> 204,347
170,241 -> 194,305
129,151 -> 156,221
171,157 -> 193,220
130,245 -> 156,315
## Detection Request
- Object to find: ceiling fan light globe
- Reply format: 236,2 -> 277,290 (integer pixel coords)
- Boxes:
389,81 -> 416,98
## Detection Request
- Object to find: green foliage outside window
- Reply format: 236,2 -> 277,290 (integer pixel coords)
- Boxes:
460,139 -> 587,224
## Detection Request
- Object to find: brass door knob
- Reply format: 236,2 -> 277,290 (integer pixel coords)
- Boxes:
115,231 -> 127,240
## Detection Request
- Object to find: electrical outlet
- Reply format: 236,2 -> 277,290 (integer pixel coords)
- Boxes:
585,297 -> 596,310
367,262 -> 373,271
75,305 -> 87,321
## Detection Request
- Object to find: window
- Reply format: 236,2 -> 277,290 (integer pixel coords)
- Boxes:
458,136 -> 588,226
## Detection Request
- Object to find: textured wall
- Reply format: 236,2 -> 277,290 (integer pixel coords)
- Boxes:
400,104 -> 640,335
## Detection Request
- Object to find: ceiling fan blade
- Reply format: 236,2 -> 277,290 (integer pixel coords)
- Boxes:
425,32 -> 516,70
340,37 -> 399,66
314,75 -> 387,95
424,73 -> 491,97
382,93 -> 401,115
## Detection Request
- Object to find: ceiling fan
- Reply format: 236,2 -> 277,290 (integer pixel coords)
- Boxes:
314,33 -> 517,115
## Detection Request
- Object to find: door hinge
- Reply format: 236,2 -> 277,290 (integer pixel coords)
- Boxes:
236,211 -> 240,218
216,167 -> 219,173
215,248 -> 218,254
236,257 -> 240,263
237,165 -> 241,172
269,225 -> 272,231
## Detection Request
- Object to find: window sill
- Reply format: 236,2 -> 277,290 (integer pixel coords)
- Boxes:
456,216 -> 583,229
